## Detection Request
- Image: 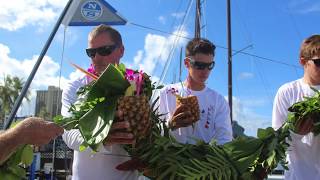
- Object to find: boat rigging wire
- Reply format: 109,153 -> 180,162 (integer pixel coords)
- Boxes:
49,25 -> 68,180
156,0 -> 194,87
233,0 -> 274,107
283,0 -> 302,40
129,22 -> 301,69
202,0 -> 207,38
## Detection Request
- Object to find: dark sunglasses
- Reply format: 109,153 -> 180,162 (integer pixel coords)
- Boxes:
311,58 -> 320,67
187,57 -> 215,70
86,44 -> 118,58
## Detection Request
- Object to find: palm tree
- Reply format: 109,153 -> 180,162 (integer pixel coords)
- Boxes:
38,106 -> 50,120
0,75 -> 30,122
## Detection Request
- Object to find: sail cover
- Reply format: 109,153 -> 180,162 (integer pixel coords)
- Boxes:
62,0 -> 127,26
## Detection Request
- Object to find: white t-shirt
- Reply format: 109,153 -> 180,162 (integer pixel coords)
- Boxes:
272,78 -> 320,180
159,83 -> 233,145
61,75 -> 139,180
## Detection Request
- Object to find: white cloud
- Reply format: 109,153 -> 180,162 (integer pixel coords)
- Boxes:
241,98 -> 269,108
68,70 -> 83,82
158,16 -> 166,24
130,26 -> 189,75
0,44 -> 66,88
288,0 -> 320,14
298,3 -> 320,13
0,0 -> 66,31
133,50 -> 143,65
55,27 -> 80,48
228,96 -> 271,137
238,72 -> 254,80
0,43 -> 79,116
171,12 -> 185,19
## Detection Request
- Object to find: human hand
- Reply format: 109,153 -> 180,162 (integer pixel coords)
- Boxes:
15,117 -> 63,146
169,104 -> 193,129
104,110 -> 135,145
296,116 -> 314,135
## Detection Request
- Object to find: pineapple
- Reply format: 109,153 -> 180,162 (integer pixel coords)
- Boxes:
175,95 -> 200,125
116,95 -> 151,142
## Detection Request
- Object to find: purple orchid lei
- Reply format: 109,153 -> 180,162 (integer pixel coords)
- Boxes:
167,87 -> 179,95
86,64 -> 98,81
124,68 -> 144,95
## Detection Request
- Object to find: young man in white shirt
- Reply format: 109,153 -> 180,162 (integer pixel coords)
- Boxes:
61,25 -> 139,180
272,34 -> 320,180
159,38 -> 233,145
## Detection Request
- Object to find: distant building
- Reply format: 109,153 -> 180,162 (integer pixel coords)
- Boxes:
35,86 -> 62,120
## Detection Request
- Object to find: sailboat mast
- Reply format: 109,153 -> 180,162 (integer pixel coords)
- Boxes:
227,0 -> 233,122
178,0 -> 201,84
195,0 -> 201,38
179,47 -> 183,82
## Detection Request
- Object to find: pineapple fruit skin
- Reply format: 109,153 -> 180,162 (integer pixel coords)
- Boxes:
116,95 -> 151,141
176,95 -> 200,124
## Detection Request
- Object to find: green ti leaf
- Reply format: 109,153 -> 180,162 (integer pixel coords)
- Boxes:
78,96 -> 119,151
20,145 -> 33,165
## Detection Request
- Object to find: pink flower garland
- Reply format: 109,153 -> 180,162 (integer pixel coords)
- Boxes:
86,64 -> 98,81
124,69 -> 144,96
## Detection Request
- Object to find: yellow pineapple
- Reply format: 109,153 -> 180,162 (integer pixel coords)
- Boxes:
176,95 -> 200,124
116,95 -> 151,141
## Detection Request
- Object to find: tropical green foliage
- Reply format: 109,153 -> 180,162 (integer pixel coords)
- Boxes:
130,88 -> 320,180
53,66 -> 320,179
287,87 -> 320,135
122,100 -> 289,180
0,145 -> 33,180
54,64 -> 130,151
54,63 -> 162,151
0,122 -> 34,180
0,75 -> 30,122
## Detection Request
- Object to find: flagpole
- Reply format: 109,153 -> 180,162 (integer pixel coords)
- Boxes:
4,0 -> 74,130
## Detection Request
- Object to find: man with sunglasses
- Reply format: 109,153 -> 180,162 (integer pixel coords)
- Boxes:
159,38 -> 233,145
272,34 -> 320,180
61,25 -> 139,180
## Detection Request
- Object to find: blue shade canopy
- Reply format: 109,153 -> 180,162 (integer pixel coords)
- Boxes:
62,0 -> 127,26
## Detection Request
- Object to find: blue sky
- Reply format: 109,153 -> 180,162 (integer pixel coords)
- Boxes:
0,0 -> 319,136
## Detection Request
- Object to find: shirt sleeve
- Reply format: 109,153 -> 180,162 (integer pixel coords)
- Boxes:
61,79 -> 83,150
158,87 -> 171,125
61,78 -> 116,153
213,96 -> 233,145
61,79 -> 79,117
62,129 -> 84,150
272,86 -> 290,130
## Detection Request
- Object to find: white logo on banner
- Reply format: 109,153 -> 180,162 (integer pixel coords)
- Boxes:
81,1 -> 103,21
